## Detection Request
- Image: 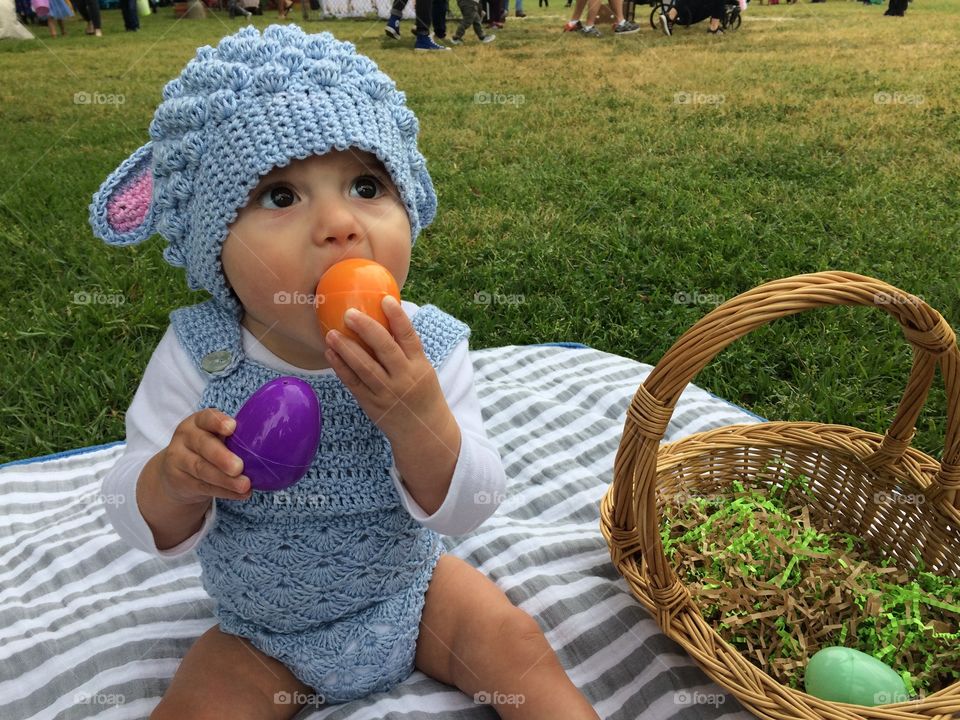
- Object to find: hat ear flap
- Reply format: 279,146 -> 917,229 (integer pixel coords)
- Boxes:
89,143 -> 156,246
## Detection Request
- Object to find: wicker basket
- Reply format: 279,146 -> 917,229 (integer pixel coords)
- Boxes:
600,271 -> 960,719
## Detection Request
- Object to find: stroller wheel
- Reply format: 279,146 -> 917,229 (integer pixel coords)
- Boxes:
650,4 -> 679,29
653,3 -> 688,29
724,8 -> 741,30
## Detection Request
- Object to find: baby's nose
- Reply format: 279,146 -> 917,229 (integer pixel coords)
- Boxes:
313,200 -> 362,246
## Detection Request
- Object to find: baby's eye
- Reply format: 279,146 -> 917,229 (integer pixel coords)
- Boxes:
258,185 -> 298,210
351,176 -> 383,200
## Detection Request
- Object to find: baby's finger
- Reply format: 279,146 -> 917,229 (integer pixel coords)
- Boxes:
343,308 -> 397,362
382,296 -> 424,359
186,474 -> 252,502
324,344 -> 361,388
188,430 -> 244,478
196,408 -> 237,438
177,450 -> 251,496
327,327 -> 388,394
179,430 -> 249,495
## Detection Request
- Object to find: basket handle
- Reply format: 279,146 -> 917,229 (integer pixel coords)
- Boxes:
611,271 -> 960,599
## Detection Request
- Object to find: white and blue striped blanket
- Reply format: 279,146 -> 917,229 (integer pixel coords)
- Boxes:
1,345 -> 763,720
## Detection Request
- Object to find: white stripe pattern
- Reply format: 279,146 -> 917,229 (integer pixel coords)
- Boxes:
1,346 -> 760,720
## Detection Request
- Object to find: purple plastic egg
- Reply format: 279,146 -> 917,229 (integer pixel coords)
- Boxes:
225,377 -> 321,492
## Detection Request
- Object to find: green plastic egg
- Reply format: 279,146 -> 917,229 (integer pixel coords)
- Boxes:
804,647 -> 909,706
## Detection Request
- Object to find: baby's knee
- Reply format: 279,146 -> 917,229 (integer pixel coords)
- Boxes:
495,607 -> 544,643
493,607 -> 553,661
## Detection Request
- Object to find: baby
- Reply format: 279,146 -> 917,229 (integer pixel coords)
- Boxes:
91,25 -> 600,720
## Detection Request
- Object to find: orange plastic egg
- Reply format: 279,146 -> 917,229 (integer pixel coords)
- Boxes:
315,259 -> 401,348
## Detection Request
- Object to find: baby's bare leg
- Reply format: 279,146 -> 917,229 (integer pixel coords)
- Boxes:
416,554 -> 600,720
151,624 -> 319,720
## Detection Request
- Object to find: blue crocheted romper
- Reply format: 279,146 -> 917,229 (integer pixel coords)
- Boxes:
170,299 -> 470,703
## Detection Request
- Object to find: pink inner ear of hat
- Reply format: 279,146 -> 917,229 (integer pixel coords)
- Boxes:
107,172 -> 153,233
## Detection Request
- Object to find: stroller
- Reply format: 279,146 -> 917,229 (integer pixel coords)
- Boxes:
640,0 -> 743,32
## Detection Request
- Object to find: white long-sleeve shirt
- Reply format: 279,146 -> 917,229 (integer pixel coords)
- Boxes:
102,300 -> 506,557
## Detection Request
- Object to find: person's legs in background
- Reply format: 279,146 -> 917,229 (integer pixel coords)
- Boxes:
414,0 -> 431,35
707,0 -> 723,31
473,6 -> 492,38
583,0 -> 601,31
388,0 -> 450,49
487,0 -> 502,25
431,0 -> 448,38
413,0 -> 452,49
564,0 -> 587,29
39,11 -> 54,36
385,0 -> 407,37
119,0 -> 139,30
564,0 -> 640,32
604,0 -> 639,30
884,0 -> 907,15
229,0 -> 252,18
482,0 -> 498,24
451,0 -> 492,41
75,0 -> 104,34
73,0 -> 90,31
85,0 -> 102,34
607,0 -> 623,22
451,0 -> 472,39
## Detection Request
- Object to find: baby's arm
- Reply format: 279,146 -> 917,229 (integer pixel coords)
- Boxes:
103,326 -> 246,554
390,338 -> 505,535
325,297 -> 495,516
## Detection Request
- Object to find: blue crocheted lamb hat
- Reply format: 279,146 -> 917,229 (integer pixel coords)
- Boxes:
89,25 -> 436,316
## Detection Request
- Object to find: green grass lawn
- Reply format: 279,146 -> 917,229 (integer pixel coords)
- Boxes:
1,0 -> 958,464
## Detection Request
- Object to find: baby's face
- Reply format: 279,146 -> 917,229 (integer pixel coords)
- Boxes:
221,149 -> 412,371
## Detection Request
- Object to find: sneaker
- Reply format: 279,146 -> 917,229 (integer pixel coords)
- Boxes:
481,33 -> 496,41
515,10 -> 526,16
658,11 -> 671,35
563,19 -> 582,31
384,15 -> 401,39
449,35 -> 463,44
414,33 -> 452,50
491,20 -> 504,27
614,19 -> 640,33
580,24 -> 601,36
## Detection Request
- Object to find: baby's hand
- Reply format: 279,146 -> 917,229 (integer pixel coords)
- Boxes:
324,296 -> 451,443
157,408 -> 252,505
